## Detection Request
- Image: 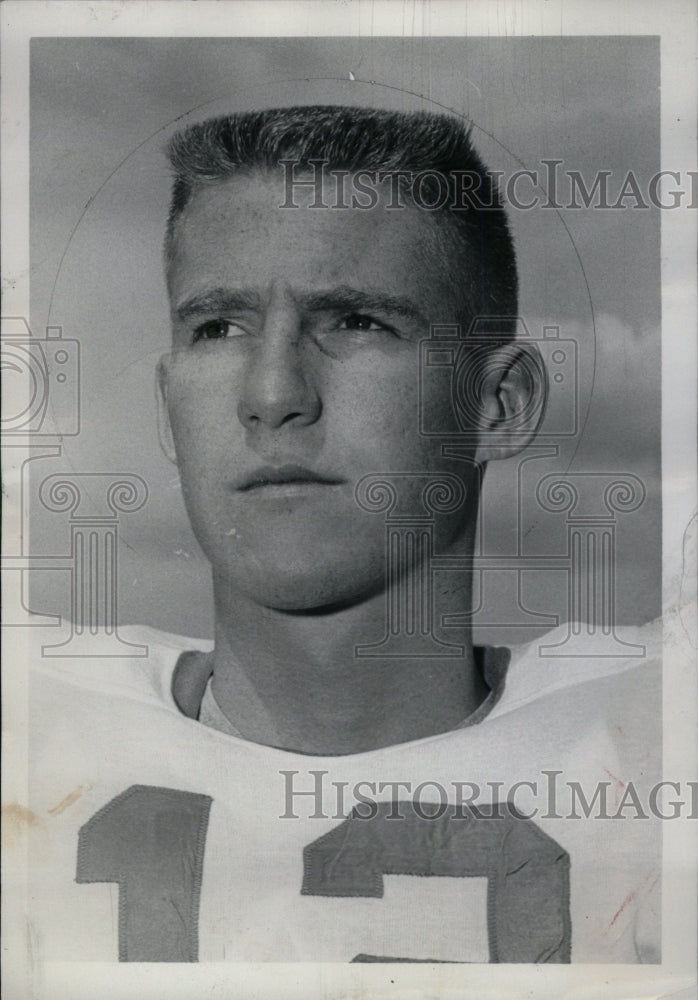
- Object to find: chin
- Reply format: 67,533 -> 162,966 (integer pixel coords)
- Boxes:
254,569 -> 384,613
217,547 -> 386,613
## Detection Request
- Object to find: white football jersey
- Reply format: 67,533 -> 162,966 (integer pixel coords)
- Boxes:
25,621 -> 661,964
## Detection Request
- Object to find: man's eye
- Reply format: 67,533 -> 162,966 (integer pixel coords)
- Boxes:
192,319 -> 245,342
338,313 -> 388,333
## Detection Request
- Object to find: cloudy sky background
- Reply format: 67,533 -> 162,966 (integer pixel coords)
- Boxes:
27,36 -> 661,641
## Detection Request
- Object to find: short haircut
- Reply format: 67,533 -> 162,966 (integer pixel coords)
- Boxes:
165,105 -> 518,337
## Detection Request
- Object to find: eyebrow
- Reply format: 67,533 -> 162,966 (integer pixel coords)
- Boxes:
175,288 -> 262,320
300,286 -> 427,327
175,285 -> 427,327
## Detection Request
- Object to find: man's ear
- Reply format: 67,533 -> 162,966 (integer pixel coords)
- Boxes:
155,356 -> 178,464
473,343 -> 548,463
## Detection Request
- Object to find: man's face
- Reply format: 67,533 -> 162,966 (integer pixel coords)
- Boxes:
161,170 -> 479,610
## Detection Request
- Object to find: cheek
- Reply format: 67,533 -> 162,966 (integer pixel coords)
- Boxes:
167,389 -> 229,481
328,355 -> 418,432
336,370 -> 455,470
419,382 -> 461,438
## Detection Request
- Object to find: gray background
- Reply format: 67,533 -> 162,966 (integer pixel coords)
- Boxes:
28,36 -> 661,642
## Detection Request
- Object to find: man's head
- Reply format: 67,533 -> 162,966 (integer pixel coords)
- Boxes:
158,105 -> 542,611
163,106 -> 518,328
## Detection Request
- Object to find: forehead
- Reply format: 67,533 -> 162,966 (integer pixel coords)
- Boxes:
167,170 -> 462,311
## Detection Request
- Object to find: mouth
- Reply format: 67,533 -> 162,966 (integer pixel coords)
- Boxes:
237,464 -> 346,492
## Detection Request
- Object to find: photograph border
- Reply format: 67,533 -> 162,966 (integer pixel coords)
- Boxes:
2,2 -> 696,998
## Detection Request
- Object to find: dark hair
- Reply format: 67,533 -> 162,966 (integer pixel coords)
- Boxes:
165,105 -> 517,333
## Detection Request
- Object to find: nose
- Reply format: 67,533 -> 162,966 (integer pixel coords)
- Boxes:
237,311 -> 322,431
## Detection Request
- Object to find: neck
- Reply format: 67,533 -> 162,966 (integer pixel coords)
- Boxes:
208,569 -> 486,755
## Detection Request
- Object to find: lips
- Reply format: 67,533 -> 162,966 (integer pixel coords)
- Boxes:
236,464 -> 345,491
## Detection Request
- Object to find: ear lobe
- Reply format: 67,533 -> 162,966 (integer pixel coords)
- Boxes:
474,343 -> 547,463
155,357 -> 178,464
